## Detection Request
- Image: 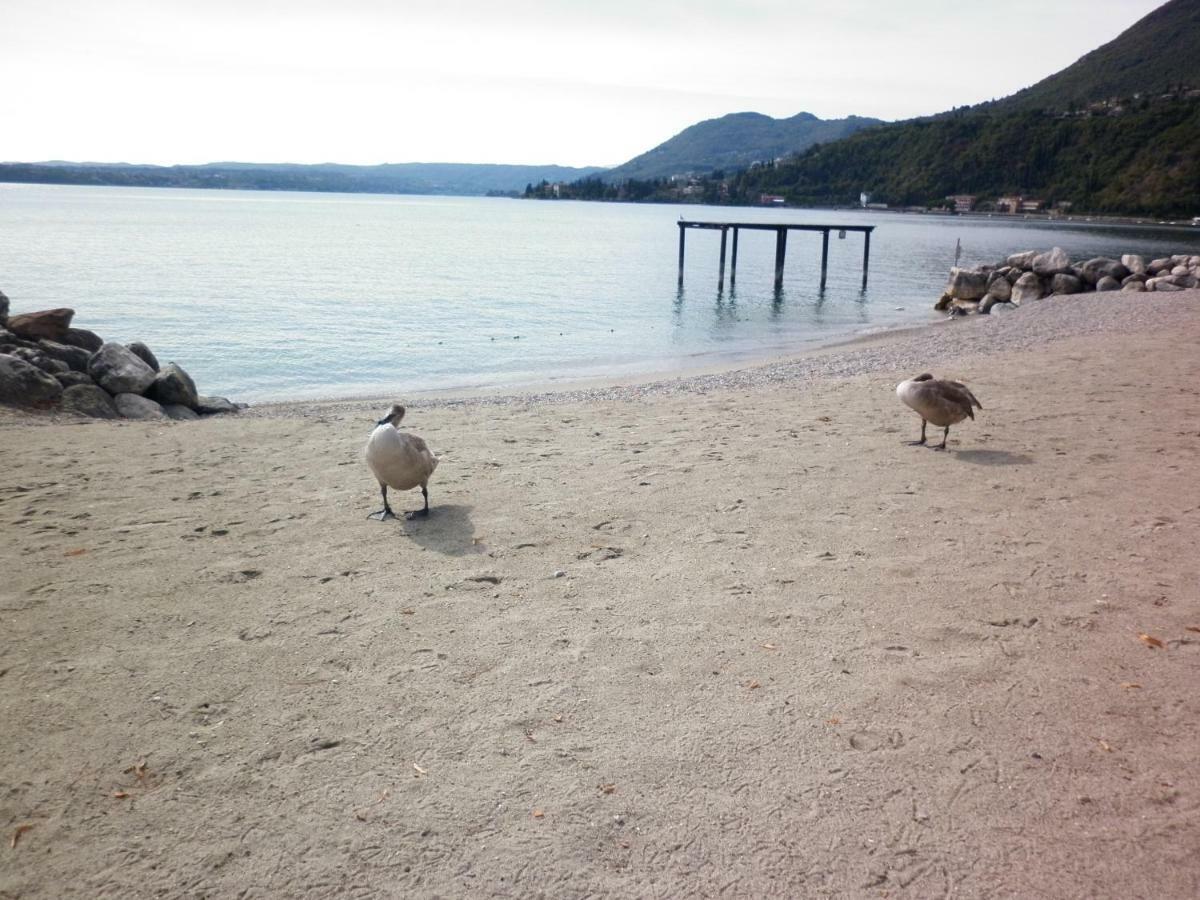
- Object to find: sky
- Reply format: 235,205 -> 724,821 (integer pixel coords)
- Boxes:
1,0 -> 1167,168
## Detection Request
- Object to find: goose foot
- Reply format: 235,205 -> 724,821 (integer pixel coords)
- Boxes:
405,508 -> 430,520
906,439 -> 927,446
367,507 -> 397,521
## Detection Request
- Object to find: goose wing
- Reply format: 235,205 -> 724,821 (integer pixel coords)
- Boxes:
941,380 -> 983,417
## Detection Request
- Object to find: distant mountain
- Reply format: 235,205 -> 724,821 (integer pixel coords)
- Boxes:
0,161 -> 606,197
602,111 -> 882,181
726,0 -> 1200,217
993,0 -> 1200,112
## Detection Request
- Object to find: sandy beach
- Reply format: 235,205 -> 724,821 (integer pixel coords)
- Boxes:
2,289 -> 1199,898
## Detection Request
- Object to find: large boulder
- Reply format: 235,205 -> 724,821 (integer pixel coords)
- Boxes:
126,341 -> 160,372
1095,275 -> 1121,292
195,395 -> 239,415
1050,273 -> 1082,295
5,308 -> 75,341
0,289 -> 8,325
1148,258 -> 1173,275
1146,277 -> 1183,292
1032,247 -> 1071,276
945,267 -> 989,300
37,339 -> 92,372
1172,273 -> 1199,289
1121,254 -> 1147,275
61,328 -> 104,353
113,393 -> 168,421
1122,280 -> 1147,292
89,342 -> 156,395
61,383 -> 120,419
1011,271 -> 1044,304
1078,257 -> 1130,285
1006,250 -> 1038,270
985,277 -> 1012,302
7,346 -> 69,375
1121,273 -> 1147,286
148,362 -> 198,408
0,353 -> 64,407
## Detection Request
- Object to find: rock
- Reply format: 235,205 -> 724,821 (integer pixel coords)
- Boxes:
1050,273 -> 1082,295
1095,275 -> 1121,292
1172,273 -> 1199,289
195,395 -> 239,415
1148,258 -> 1173,275
1032,247 -> 1071,276
978,295 -> 1010,314
89,342 -> 156,395
1121,273 -> 1147,286
126,342 -> 160,372
0,328 -> 35,351
55,371 -> 95,389
37,340 -> 92,372
0,289 -> 8,324
1171,265 -> 1190,277
1078,257 -> 1130,285
934,292 -> 953,311
1122,280 -> 1147,292
163,403 -> 200,421
1006,250 -> 1038,269
61,383 -> 120,418
113,392 -> 168,420
8,346 -> 70,375
948,299 -> 979,315
60,328 -> 104,353
5,308 -> 75,341
1147,278 -> 1183,292
985,278 -> 1012,302
1121,254 -> 1147,275
148,362 -> 198,408
0,353 -> 64,407
945,267 -> 989,301
1011,271 -> 1044,304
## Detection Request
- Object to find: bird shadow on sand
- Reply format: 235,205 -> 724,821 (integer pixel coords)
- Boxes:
397,503 -> 479,556
953,449 -> 1034,466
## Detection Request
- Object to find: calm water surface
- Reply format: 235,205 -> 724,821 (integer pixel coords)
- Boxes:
1,183 -> 1196,401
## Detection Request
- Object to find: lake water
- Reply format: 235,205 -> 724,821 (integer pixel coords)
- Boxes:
1,183 -> 1197,402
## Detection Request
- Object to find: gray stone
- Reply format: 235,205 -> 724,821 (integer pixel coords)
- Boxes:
1032,247 -> 1071,276
61,383 -> 120,419
1078,257 -> 1130,285
148,362 -> 198,408
113,392 -> 168,420
1121,273 -> 1147,285
163,403 -> 200,421
1095,275 -> 1121,292
946,267 -> 989,301
1172,273 -> 1199,289
1121,280 -> 1147,292
195,395 -> 239,415
126,341 -> 160,372
1147,278 -> 1183,292
55,371 -> 96,389
0,289 -> 8,324
1121,254 -> 1147,275
1050,273 -> 1083,295
1171,265 -> 1190,277
61,328 -> 104,353
89,342 -> 156,395
1148,258 -> 1173,275
1011,271 -> 1044,304
934,292 -> 953,311
985,277 -> 1012,302
1006,250 -> 1038,269
0,353 -> 64,407
8,346 -> 69,375
37,339 -> 92,372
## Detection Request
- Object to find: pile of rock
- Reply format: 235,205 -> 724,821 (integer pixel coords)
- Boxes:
935,249 -> 1200,315
0,292 -> 240,420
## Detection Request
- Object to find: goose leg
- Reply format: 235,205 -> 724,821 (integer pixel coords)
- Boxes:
406,485 -> 430,520
368,484 -> 397,521
907,420 -> 927,446
934,426 -> 950,451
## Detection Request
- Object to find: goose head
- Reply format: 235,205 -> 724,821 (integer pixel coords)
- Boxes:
376,403 -> 406,427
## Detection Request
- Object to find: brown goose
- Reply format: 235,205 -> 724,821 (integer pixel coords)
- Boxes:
896,374 -> 982,450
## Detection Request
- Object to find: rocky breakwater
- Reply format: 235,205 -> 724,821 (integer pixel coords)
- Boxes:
935,249 -> 1200,315
0,291 -> 242,420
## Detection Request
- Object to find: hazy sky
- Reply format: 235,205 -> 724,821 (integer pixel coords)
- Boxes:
2,0 -> 1165,168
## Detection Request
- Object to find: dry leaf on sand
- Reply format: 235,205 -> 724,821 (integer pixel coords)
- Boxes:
1138,633 -> 1166,650
532,808 -> 545,818
10,824 -> 34,849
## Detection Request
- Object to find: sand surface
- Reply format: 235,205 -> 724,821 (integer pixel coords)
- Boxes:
2,291 -> 1199,898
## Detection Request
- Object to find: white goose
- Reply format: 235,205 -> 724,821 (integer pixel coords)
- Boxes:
364,404 -> 439,520
896,374 -> 982,450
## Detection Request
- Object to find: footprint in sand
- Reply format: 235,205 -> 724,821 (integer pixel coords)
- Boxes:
849,729 -> 905,751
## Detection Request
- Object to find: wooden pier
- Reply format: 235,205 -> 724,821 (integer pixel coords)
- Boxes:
677,220 -> 874,291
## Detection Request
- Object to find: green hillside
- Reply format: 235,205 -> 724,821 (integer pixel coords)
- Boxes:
995,0 -> 1200,112
603,111 -> 881,181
